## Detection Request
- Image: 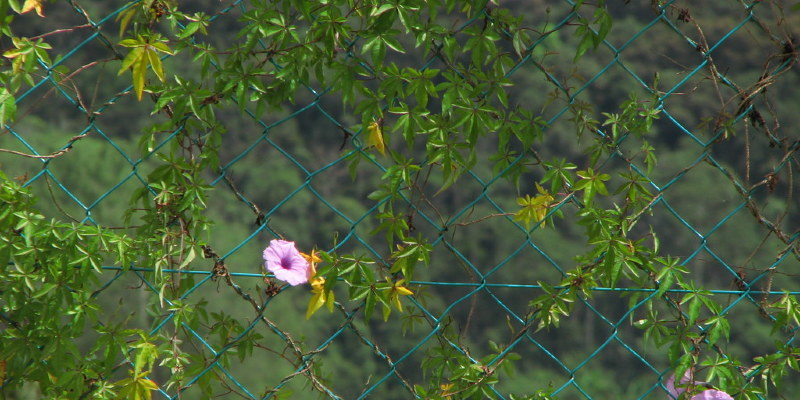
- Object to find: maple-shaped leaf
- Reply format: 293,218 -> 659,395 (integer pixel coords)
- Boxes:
514,183 -> 555,229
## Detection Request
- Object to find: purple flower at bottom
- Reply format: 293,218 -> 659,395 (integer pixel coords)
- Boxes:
665,371 -> 733,400
263,239 -> 310,286
691,390 -> 733,400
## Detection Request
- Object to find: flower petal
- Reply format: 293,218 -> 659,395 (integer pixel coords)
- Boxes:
692,390 -> 734,400
664,371 -> 732,400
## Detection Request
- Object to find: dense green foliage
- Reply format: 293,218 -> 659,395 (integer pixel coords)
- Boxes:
1,0 -> 799,399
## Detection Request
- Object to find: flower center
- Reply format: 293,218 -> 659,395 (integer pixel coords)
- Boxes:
279,255 -> 293,269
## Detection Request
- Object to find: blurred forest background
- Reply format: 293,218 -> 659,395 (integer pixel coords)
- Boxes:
1,0 -> 799,399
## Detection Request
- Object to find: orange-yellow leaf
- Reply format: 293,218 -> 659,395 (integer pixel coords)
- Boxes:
21,0 -> 44,17
301,249 -> 322,280
301,250 -> 322,265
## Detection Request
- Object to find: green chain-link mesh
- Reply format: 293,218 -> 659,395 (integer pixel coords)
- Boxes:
2,1 -> 799,399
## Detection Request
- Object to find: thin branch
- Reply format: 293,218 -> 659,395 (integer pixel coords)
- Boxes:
0,132 -> 90,159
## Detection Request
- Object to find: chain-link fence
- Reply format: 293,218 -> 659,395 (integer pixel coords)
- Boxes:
2,1 -> 799,399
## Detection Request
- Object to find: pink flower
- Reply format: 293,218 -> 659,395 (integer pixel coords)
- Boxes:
263,239 -> 310,286
665,371 -> 733,400
691,390 -> 734,400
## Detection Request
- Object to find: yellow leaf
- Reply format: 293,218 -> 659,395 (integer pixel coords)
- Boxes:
118,47 -> 143,75
389,280 -> 413,313
117,8 -> 137,38
392,293 -> 403,312
535,207 -> 547,228
146,48 -> 165,82
365,121 -> 385,155
306,291 -> 326,319
21,0 -> 44,17
325,289 -> 335,312
310,276 -> 325,292
440,382 -> 454,398
392,279 -> 414,296
133,56 -> 147,100
394,285 -> 413,296
138,377 -> 158,391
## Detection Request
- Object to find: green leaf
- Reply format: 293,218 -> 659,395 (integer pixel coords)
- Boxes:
604,246 -> 622,288
178,22 -> 202,39
0,88 -> 16,125
687,296 -> 701,326
118,46 -> 143,75
118,38 -> 140,47
149,41 -> 173,55
593,8 -> 612,46
574,29 -> 594,62
133,339 -> 157,377
146,48 -> 165,82
383,35 -> 406,53
704,316 -> 730,346
370,3 -> 395,17
382,303 -> 392,321
364,290 -> 376,320
32,282 -> 57,298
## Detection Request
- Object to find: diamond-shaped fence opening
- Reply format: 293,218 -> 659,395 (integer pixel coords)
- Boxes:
2,0 -> 800,399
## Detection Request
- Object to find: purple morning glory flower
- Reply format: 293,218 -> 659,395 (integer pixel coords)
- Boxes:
665,371 -> 733,400
263,239 -> 310,286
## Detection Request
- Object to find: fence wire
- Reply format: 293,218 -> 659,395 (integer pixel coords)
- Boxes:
2,1 -> 800,399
